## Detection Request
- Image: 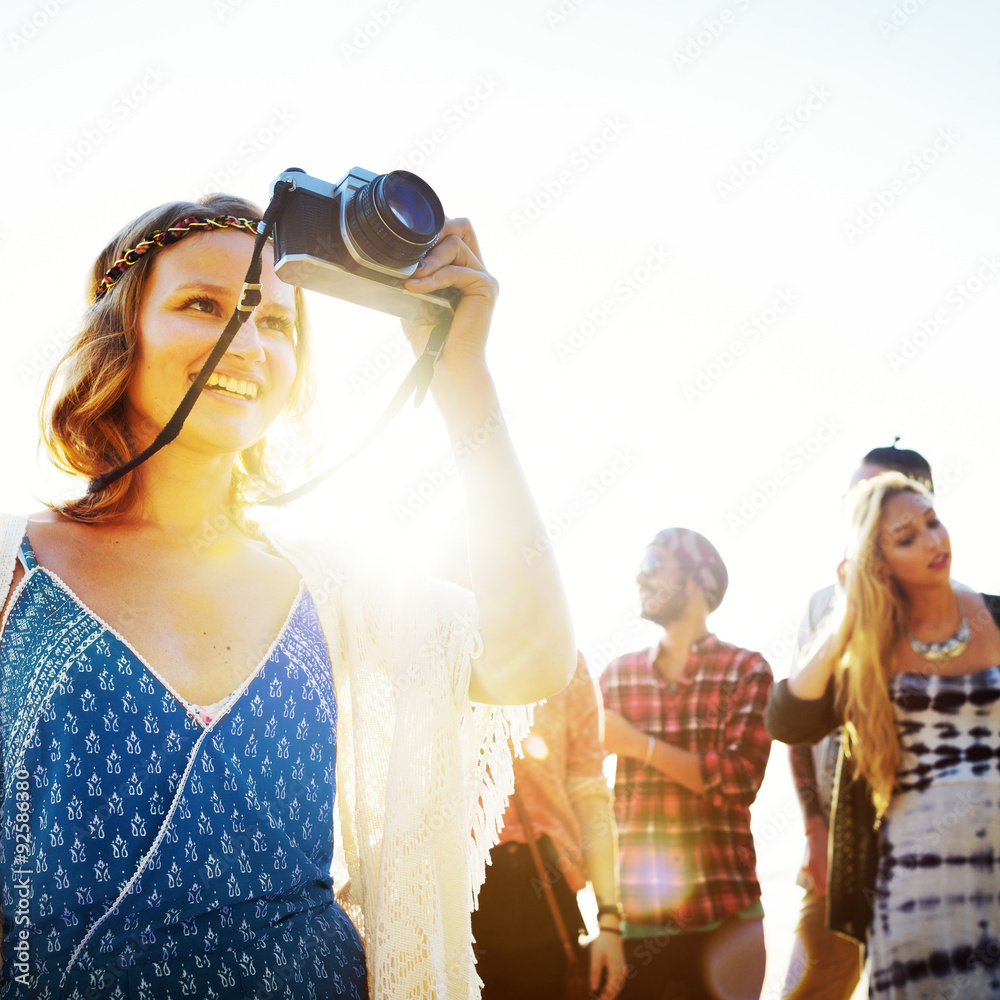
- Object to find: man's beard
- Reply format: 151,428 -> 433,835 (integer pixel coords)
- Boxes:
640,584 -> 689,627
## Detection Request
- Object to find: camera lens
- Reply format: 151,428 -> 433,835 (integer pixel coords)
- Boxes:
345,171 -> 445,268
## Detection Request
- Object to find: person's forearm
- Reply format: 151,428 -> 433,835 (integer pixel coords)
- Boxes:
649,739 -> 705,794
438,370 -> 575,705
766,677 -> 839,744
789,743 -> 823,821
402,219 -> 574,705
786,633 -> 837,700
573,794 -> 620,917
604,711 -> 705,794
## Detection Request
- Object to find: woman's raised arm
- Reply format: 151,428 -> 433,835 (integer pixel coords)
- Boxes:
403,218 -> 575,705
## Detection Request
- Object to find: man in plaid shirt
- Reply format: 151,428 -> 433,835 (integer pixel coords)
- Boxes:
600,528 -> 773,1000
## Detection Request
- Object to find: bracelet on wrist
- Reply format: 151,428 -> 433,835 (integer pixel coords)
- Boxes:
641,734 -> 656,767
596,901 -> 625,920
598,925 -> 622,935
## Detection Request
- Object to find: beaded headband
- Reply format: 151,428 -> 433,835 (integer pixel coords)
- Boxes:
93,214 -> 262,302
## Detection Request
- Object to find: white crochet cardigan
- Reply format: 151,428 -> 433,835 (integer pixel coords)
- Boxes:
0,514 -> 530,999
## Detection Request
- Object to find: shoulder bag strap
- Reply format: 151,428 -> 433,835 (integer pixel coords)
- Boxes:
510,791 -> 581,970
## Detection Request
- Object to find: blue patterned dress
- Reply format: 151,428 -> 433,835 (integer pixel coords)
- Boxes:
869,667 -> 1000,999
0,537 -> 367,998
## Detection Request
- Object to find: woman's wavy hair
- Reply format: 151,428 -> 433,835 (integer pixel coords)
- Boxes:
827,471 -> 930,820
41,193 -> 317,525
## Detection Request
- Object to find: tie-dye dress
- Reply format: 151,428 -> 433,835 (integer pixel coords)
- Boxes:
869,666 -> 1000,999
0,537 -> 367,998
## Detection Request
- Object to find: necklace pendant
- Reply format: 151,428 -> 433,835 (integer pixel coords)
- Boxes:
908,616 -> 970,662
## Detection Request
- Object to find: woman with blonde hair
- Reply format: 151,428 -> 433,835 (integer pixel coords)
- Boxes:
767,472 -> 1000,1000
0,190 -> 575,998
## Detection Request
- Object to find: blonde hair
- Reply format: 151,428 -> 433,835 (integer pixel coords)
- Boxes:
41,194 -> 317,525
827,471 -> 929,819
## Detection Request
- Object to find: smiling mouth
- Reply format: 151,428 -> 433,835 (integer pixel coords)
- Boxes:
202,373 -> 259,400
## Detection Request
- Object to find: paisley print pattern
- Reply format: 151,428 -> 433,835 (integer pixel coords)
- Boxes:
0,538 -> 366,998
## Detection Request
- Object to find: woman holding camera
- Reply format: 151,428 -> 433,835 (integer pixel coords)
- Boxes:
767,473 -> 1000,1000
0,191 -> 574,998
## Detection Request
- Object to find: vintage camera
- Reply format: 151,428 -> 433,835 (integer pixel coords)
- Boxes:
270,167 -> 460,325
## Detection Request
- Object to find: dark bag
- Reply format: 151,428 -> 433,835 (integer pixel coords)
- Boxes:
473,812 -> 590,998
512,793 -> 591,1000
827,745 -> 879,946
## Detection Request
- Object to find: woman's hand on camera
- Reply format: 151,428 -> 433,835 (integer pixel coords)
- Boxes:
401,218 -> 497,389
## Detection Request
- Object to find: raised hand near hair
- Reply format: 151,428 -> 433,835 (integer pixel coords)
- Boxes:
787,579 -> 843,702
836,557 -> 860,639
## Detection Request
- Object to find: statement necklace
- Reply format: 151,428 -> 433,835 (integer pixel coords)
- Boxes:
908,616 -> 970,662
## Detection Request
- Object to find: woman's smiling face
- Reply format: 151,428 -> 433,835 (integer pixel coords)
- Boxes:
126,229 -> 298,458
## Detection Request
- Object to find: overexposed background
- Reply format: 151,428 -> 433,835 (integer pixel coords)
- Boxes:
4,1 -> 998,994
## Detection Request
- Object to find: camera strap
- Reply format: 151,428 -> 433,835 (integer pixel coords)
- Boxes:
257,317 -> 450,505
86,180 -> 295,495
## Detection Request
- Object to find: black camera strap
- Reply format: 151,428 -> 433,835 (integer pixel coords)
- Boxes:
258,319 -> 450,506
87,181 -> 295,495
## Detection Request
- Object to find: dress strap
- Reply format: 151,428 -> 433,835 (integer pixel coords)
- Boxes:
17,534 -> 37,572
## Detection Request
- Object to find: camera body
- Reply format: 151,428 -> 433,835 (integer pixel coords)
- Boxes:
270,167 -> 459,325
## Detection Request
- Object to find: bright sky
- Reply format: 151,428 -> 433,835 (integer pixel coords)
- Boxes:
3,0 -> 998,992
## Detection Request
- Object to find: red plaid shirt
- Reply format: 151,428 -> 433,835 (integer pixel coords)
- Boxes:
600,637 -> 773,930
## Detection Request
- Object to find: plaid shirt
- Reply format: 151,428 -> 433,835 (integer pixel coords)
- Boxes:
600,637 -> 773,930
